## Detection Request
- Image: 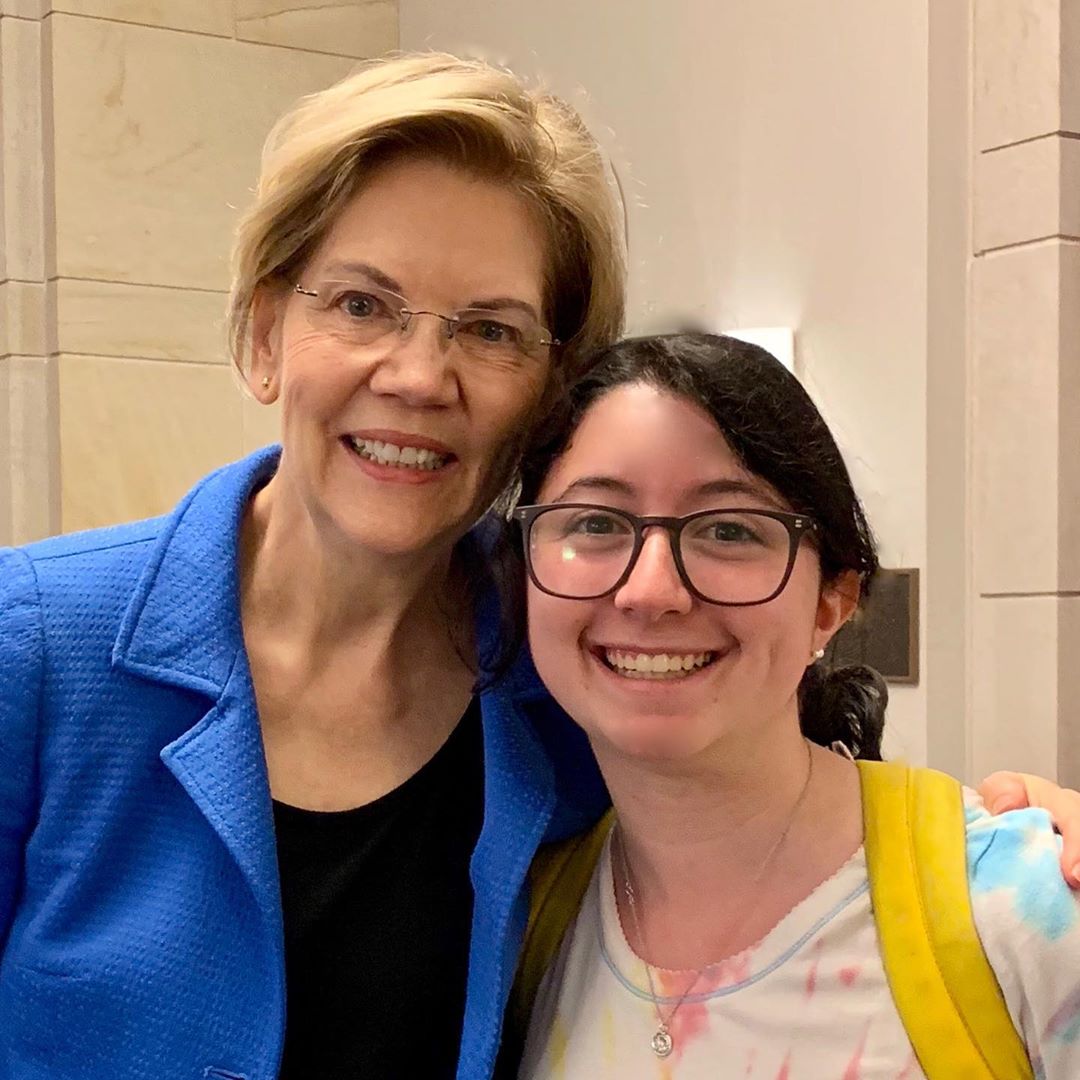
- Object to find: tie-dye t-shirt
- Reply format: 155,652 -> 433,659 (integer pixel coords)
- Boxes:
518,792 -> 1080,1079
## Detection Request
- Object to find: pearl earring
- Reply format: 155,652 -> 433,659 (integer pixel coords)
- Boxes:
811,648 -> 825,661
261,376 -> 270,389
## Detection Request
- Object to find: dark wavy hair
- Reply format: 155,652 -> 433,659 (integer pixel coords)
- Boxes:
490,331 -> 886,760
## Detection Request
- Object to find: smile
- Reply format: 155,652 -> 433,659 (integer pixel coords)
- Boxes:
345,435 -> 451,471
601,649 -> 717,680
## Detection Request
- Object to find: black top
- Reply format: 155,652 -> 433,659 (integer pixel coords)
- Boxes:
274,700 -> 484,1080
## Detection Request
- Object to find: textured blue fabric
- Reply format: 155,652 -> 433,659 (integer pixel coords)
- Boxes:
0,447 -> 607,1080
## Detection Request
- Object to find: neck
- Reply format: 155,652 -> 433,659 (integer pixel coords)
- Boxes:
598,718 -> 863,968
240,469 -> 467,656
602,721 -> 814,899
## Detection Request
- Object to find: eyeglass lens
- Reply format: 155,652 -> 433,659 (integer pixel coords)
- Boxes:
299,280 -> 554,360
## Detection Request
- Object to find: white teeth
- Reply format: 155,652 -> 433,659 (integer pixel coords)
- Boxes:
603,650 -> 715,679
347,436 -> 449,470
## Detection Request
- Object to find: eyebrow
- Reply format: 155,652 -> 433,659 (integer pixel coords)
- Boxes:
466,296 -> 542,322
320,260 -> 404,294
316,261 -> 541,320
550,475 -> 784,506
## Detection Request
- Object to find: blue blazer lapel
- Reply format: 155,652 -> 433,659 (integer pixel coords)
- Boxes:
113,448 -> 285,948
159,651 -> 283,947
112,447 -> 279,696
460,679 -> 555,1079
469,593 -> 558,893
459,584 -> 610,1077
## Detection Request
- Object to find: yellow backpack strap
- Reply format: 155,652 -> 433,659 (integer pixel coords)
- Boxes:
503,810 -> 614,1057
858,760 -> 1032,1079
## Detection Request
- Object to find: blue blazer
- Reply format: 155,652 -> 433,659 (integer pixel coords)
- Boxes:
0,447 -> 607,1080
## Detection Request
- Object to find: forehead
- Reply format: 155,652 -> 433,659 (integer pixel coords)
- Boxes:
539,383 -> 773,500
307,157 -> 547,306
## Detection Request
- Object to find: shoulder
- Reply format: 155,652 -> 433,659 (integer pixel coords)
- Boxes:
964,789 -> 1078,943
0,522 -> 167,684
17,514 -> 163,563
0,518 -> 165,651
964,790 -> 1080,1071
0,548 -> 47,712
12,515 -> 165,585
4,449 -> 278,634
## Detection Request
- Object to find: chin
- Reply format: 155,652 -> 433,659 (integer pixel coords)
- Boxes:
354,485 -> 486,547
328,508 -> 460,559
591,713 -> 719,764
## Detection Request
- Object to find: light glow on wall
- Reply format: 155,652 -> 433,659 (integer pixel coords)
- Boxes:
724,327 -> 796,372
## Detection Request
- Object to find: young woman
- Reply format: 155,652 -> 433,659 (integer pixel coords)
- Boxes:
510,333 -> 1080,1077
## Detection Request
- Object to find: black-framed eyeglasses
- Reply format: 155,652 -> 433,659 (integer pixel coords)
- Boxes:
513,503 -> 818,607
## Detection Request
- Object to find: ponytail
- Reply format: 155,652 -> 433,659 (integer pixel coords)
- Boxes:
799,662 -> 887,761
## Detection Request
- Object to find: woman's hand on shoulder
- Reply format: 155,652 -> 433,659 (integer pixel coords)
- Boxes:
978,770 -> 1080,887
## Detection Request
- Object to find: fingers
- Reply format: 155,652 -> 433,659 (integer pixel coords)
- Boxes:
1037,781 -> 1080,889
978,771 -> 1080,888
976,770 -> 1031,815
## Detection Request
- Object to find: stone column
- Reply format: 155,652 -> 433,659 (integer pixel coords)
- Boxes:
926,0 -> 975,780
970,0 -> 1080,783
0,1 -> 396,544
0,0 -> 60,546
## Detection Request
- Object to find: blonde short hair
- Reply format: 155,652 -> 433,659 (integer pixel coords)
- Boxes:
228,52 -> 626,384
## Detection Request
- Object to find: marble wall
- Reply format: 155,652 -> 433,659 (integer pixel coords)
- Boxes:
0,1 -> 396,540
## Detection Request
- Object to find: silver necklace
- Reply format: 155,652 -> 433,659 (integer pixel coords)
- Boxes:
616,740 -> 815,1058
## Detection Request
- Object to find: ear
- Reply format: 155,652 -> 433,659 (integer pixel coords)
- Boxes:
247,283 -> 287,403
812,570 -> 861,656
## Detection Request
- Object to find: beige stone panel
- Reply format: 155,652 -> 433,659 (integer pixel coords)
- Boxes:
59,354 -> 243,531
973,243 -> 1062,594
971,594 -> 1066,781
975,137 -> 1062,252
3,280 -> 52,355
976,243 -> 1080,592
974,0 -> 1062,150
1064,0 -> 1080,134
51,15 -> 357,290
0,19 -> 6,284
0,1 -> 49,18
1,14 -> 50,280
1059,597 -> 1080,785
236,0 -> 397,58
8,354 -> 60,542
1063,138 -> 1080,236
1059,244 -> 1080,590
49,1 -> 233,37
241,392 -> 280,453
0,358 -> 11,545
55,279 -> 229,363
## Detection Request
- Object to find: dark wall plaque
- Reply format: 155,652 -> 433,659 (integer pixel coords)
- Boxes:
824,567 -> 920,684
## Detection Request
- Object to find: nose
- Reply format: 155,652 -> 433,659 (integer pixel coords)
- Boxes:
366,314 -> 460,408
613,529 -> 694,618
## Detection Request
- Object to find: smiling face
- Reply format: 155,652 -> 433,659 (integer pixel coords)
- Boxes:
250,156 -> 551,559
526,383 -> 856,764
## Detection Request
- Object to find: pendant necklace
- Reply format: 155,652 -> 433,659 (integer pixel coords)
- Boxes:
616,740 -> 814,1058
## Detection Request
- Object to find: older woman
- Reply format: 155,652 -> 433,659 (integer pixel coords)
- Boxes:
0,53 -> 620,1080
0,51 -> 1073,1080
